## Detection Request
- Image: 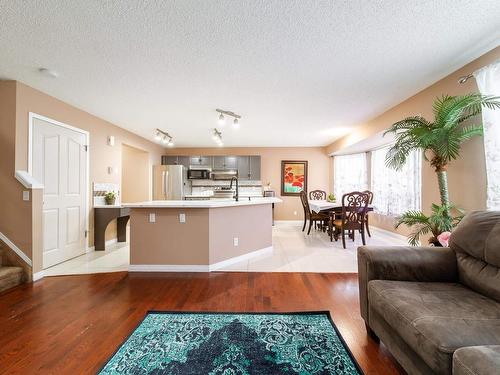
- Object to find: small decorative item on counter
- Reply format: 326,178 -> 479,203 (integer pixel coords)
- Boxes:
104,191 -> 117,205
327,193 -> 336,202
265,182 -> 272,190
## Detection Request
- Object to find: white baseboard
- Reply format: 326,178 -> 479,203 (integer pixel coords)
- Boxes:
0,231 -> 33,267
209,246 -> 273,271
129,246 -> 274,273
87,238 -> 118,252
129,264 -> 209,272
33,270 -> 45,282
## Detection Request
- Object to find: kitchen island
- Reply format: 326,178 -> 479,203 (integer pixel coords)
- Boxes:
124,197 -> 281,271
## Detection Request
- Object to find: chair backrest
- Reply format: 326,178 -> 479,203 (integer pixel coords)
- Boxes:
449,210 -> 500,303
341,191 -> 369,230
309,190 -> 326,200
299,190 -> 311,215
362,190 -> 374,204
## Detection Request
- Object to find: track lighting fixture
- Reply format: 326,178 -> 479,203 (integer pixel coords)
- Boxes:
154,128 -> 174,147
216,109 -> 241,128
212,128 -> 223,146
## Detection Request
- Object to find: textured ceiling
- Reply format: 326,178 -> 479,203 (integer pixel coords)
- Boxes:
1,1 -> 499,147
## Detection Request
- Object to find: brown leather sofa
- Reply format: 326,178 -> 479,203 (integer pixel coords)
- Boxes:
358,211 -> 500,375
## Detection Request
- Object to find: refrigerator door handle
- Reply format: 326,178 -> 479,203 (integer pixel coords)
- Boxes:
162,171 -> 166,198
165,170 -> 169,198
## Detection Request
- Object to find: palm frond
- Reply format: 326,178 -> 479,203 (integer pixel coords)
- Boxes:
383,116 -> 432,136
407,224 -> 431,246
456,125 -> 483,142
437,94 -> 500,130
395,210 -> 429,228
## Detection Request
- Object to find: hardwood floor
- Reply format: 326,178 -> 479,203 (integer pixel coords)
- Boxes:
0,272 -> 406,374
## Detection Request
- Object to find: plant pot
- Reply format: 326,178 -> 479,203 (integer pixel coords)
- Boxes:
105,196 -> 116,205
428,238 -> 442,247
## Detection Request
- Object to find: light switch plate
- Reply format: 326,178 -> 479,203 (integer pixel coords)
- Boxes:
149,213 -> 156,223
233,237 -> 239,246
179,213 -> 186,223
22,191 -> 30,201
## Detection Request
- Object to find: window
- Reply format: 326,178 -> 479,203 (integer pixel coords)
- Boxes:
333,153 -> 368,198
370,146 -> 421,216
474,60 -> 500,209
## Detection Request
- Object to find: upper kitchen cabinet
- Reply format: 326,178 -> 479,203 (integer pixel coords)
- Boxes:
213,156 -> 237,170
237,156 -> 250,179
161,155 -> 178,165
177,156 -> 190,168
249,156 -> 261,180
190,156 -> 212,167
225,156 -> 237,169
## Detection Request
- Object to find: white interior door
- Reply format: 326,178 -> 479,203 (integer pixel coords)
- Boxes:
31,116 -> 88,269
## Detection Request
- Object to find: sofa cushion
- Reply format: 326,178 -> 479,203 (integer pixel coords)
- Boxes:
453,346 -> 500,375
368,280 -> 500,375
450,211 -> 500,302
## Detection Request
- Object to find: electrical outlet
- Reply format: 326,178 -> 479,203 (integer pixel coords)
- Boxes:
233,237 -> 239,246
149,213 -> 156,223
22,191 -> 30,201
293,211 -> 297,216
179,213 -> 186,223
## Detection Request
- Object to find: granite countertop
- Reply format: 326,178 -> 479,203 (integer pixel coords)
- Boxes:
123,197 -> 282,209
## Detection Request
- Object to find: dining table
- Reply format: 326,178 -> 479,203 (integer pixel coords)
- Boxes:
308,200 -> 374,214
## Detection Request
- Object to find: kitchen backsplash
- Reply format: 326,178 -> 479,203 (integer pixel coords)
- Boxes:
93,182 -> 120,206
190,180 -> 263,197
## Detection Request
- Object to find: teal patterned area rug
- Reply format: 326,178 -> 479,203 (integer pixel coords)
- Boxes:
99,311 -> 364,375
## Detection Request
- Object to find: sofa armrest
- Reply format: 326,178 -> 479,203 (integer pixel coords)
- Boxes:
453,346 -> 500,375
357,246 -> 458,323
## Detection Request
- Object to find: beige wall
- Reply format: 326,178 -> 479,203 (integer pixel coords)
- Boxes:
209,204 -> 272,263
0,82 -> 35,261
0,80 -> 166,272
121,143 -> 150,203
130,208 -> 210,265
326,46 -> 500,236
129,205 -> 273,266
163,147 -> 332,220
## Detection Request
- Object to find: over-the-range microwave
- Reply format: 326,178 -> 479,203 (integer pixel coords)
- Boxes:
187,167 -> 211,179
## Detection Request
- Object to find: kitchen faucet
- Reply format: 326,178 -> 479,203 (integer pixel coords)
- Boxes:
229,176 -> 239,201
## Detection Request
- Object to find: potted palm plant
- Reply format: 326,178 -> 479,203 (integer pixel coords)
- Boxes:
384,93 -> 500,245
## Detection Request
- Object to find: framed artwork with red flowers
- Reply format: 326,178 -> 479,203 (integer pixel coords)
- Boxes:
281,160 -> 308,196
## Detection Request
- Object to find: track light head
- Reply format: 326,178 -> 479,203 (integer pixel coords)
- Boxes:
218,113 -> 226,127
233,118 -> 239,128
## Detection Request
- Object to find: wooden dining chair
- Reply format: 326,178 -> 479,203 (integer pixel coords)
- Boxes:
362,190 -> 374,237
300,191 -> 329,235
329,191 -> 369,248
309,190 -> 326,200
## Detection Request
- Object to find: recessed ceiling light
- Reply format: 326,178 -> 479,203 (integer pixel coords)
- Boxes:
38,68 -> 58,78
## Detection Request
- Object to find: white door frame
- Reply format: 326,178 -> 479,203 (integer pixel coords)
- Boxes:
28,112 -> 90,255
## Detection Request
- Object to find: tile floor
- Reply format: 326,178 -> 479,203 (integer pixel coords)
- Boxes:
44,222 -> 407,276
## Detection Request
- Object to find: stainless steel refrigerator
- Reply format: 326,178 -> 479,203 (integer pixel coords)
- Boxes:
153,165 -> 185,200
